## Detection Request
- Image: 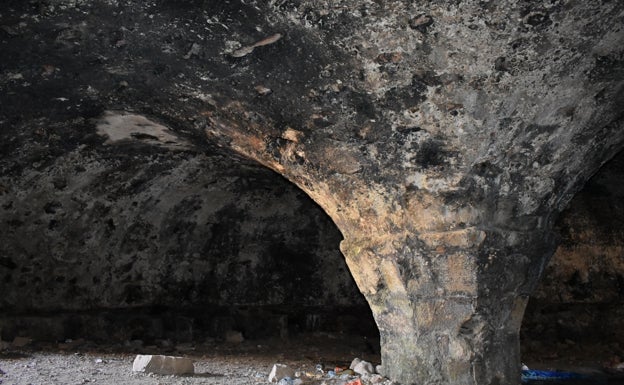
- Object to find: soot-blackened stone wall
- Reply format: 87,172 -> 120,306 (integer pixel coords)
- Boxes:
0,121 -> 372,343
1,0 -> 623,383
522,151 -> 624,358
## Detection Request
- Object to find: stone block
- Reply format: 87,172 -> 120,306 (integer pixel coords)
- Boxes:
268,364 -> 295,382
132,354 -> 194,375
351,358 -> 375,375
349,357 -> 362,369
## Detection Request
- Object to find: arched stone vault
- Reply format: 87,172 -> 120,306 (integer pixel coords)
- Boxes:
1,0 -> 623,384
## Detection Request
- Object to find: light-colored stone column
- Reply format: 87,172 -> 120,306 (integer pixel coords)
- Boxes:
340,222 -> 555,385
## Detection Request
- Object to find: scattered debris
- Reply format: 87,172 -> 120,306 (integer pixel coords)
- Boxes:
521,369 -> 588,383
132,354 -> 194,375
231,33 -> 282,58
266,358 -> 390,385
335,368 -> 355,376
254,85 -> 272,96
277,377 -> 302,385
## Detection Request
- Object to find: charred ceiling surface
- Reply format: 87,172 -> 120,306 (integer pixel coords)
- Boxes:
0,110 -> 373,343
1,1 -> 623,384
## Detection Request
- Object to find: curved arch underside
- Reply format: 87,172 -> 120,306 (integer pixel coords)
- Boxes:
1,1 -> 623,384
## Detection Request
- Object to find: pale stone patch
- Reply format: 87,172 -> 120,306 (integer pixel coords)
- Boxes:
268,363 -> 295,383
131,354 -> 194,375
419,228 -> 486,249
350,357 -> 375,375
96,111 -> 190,149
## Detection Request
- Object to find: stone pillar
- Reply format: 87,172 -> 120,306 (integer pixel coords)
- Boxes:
340,224 -> 556,385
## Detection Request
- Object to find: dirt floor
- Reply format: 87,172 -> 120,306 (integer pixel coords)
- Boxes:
0,333 -> 385,385
522,339 -> 624,373
2,333 -> 624,385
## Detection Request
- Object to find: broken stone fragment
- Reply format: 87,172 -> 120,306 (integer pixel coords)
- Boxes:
131,354 -> 194,375
268,364 -> 295,383
254,85 -> 272,96
351,358 -> 375,375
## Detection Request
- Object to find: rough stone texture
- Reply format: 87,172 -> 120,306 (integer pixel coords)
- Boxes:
268,363 -> 295,383
522,150 -> 624,351
132,354 -> 194,375
0,117 -> 371,342
0,1 -> 623,384
351,358 -> 375,376
0,149 -> 349,312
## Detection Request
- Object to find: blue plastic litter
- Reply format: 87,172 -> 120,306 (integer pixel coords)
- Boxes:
277,377 -> 294,385
521,369 -> 588,382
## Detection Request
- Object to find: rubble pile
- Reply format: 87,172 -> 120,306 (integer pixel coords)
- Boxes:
267,358 -> 394,385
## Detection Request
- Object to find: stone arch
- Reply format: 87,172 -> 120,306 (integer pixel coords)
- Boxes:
522,149 -> 624,367
0,109 -> 379,346
1,1 -> 624,384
